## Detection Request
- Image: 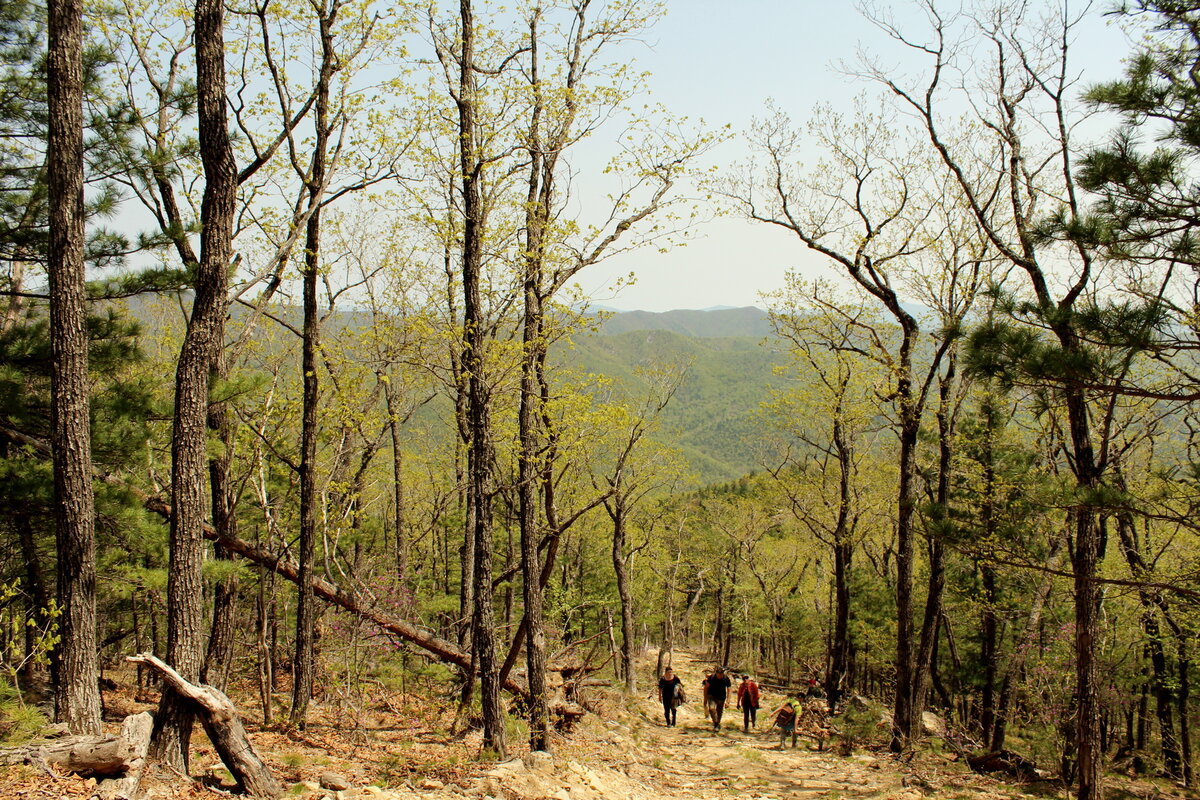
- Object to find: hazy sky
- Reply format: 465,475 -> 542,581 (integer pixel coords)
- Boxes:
576,1 -> 1133,313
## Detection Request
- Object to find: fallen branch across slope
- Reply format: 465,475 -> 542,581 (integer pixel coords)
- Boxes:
0,424 -> 530,698
138,495 -> 530,698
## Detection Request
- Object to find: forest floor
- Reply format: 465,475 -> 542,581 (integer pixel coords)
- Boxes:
1,650 -> 1192,800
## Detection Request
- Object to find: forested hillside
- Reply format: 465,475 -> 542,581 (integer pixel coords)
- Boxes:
5,2 -> 1200,800
569,308 -> 780,482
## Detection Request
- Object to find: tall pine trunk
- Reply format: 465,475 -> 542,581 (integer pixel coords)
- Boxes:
1064,386 -> 1103,800
47,0 -> 99,733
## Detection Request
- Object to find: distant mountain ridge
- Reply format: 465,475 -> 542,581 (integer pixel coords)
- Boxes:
596,306 -> 773,338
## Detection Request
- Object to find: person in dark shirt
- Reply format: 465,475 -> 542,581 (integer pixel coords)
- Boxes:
657,667 -> 683,726
706,666 -> 732,730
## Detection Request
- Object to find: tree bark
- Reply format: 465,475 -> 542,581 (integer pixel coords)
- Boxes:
911,352 -> 958,726
827,414 -> 853,713
96,711 -> 153,800
203,348 -> 238,692
516,8 -> 549,749
890,324 -> 920,751
1064,388 -> 1104,800
291,0 -> 338,730
455,0 -> 505,758
47,0 -> 100,737
608,494 -> 636,694
150,0 -> 236,768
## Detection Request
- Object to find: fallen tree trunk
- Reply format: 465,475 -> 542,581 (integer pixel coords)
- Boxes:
127,654 -> 279,798
1,729 -> 137,776
0,713 -> 152,799
0,426 -> 532,700
139,495 -> 531,698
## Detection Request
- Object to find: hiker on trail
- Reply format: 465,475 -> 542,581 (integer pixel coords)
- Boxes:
805,677 -> 826,701
772,693 -> 803,749
736,674 -> 760,733
658,667 -> 683,727
705,666 -> 732,731
700,670 -> 712,721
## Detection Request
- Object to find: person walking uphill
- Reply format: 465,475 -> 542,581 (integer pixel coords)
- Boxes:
772,693 -> 803,749
658,667 -> 683,727
736,674 -> 760,732
705,666 -> 732,730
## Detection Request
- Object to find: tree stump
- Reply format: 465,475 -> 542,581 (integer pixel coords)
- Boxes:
127,654 -> 280,798
0,711 -> 152,800
96,712 -> 152,800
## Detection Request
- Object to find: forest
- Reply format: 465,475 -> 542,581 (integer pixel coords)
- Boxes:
4,0 -> 1200,799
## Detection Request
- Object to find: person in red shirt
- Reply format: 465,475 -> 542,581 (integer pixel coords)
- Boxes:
736,674 -> 761,732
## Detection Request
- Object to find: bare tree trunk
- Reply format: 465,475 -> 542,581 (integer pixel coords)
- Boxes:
292,0 -> 338,730
150,0 -> 236,768
891,344 -> 920,750
911,352 -> 958,725
516,9 -> 549,748
134,655 -> 280,798
455,0 -> 504,756
203,348 -> 238,692
256,567 -> 273,726
47,0 -> 100,737
827,413 -> 854,712
1066,389 -> 1104,800
383,384 -> 408,581
609,496 -> 636,694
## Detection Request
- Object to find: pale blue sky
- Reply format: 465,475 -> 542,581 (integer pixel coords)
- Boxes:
577,1 -> 1133,312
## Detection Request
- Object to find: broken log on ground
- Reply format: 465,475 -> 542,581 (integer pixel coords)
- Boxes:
95,712 -> 152,800
966,749 -> 1044,782
1,732 -> 130,776
127,654 -> 280,799
0,712 -> 152,781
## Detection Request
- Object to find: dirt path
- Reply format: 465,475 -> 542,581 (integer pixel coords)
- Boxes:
621,694 -> 895,799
